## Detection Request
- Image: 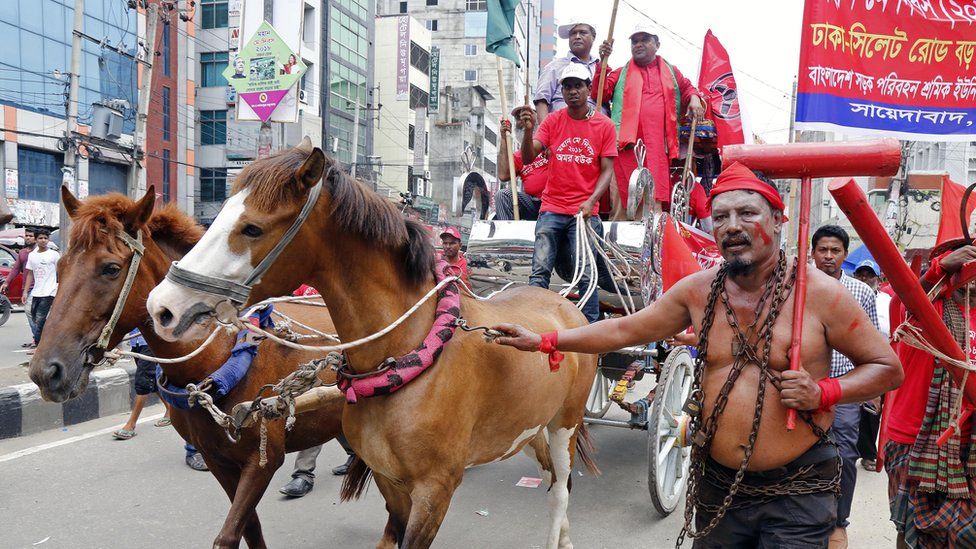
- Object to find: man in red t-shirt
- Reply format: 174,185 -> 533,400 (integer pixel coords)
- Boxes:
884,242 -> 976,547
518,63 -> 617,322
495,110 -> 549,220
438,227 -> 470,287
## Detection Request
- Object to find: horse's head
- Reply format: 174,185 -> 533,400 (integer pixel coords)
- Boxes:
29,186 -> 159,402
147,138 -> 328,342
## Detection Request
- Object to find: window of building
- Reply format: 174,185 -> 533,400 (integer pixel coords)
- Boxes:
399,1 -> 407,13
200,110 -> 227,145
200,51 -> 229,87
410,42 -> 430,75
464,69 -> 477,81
17,148 -> 63,203
484,159 -> 496,174
425,131 -> 429,155
161,24 -> 171,76
409,84 -> 429,110
485,126 -> 497,146
427,0 -> 438,4
161,150 -> 171,203
408,124 -> 415,150
201,0 -> 229,29
162,86 -> 171,141
200,168 -> 228,203
466,0 -> 488,9
88,160 -> 128,196
425,20 -> 438,31
329,9 -> 369,70
464,44 -> 477,56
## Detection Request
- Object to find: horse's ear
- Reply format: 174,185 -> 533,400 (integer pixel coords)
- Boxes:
126,186 -> 156,230
296,136 -> 314,153
61,184 -> 81,219
295,147 -> 326,191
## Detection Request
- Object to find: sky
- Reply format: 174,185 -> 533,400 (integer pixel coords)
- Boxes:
554,0 -> 805,144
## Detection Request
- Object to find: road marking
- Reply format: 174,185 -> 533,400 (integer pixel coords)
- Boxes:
0,412 -> 165,464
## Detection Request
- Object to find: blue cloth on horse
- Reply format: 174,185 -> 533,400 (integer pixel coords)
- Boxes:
127,328 -> 147,348
156,305 -> 274,410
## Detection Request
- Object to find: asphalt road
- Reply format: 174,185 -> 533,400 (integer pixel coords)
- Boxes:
0,401 -> 898,548
0,310 -> 37,387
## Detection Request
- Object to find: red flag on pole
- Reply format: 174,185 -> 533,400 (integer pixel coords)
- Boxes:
936,175 -> 976,245
661,219 -> 704,292
698,30 -> 745,150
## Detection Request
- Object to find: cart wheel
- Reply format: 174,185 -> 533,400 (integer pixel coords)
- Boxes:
0,295 -> 11,327
584,368 -> 612,419
648,346 -> 694,517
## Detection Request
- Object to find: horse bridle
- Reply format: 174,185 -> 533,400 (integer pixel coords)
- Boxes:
85,229 -> 145,363
165,181 -> 323,309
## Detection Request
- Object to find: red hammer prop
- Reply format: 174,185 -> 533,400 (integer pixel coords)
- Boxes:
723,139 -> 902,430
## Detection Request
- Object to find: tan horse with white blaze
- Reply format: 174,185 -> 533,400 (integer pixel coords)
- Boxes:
146,140 -> 599,548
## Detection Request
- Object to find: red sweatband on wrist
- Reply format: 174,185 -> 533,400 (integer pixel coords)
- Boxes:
817,378 -> 842,412
921,255 -> 946,285
539,331 -> 564,372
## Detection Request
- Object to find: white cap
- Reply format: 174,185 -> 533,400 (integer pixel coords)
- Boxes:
629,22 -> 658,40
559,63 -> 592,84
557,21 -> 595,39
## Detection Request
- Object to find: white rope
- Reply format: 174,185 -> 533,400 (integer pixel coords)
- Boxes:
110,326 -> 226,364
270,309 -> 341,342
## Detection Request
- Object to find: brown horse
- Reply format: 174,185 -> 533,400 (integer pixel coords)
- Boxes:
146,140 -> 599,548
27,187 -> 365,549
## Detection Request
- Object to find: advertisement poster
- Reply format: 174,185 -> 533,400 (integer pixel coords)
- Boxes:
397,16 -> 410,100
429,46 -> 440,112
4,169 -> 16,197
223,21 -> 307,122
796,0 -> 976,140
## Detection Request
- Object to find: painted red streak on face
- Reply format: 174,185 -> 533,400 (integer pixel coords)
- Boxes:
752,222 -> 771,245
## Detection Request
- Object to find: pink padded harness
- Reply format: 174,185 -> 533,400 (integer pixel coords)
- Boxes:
337,260 -> 461,403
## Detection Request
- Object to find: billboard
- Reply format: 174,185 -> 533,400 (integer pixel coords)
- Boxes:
795,1 -> 976,140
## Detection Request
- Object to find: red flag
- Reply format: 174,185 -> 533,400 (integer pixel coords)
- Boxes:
936,175 -> 976,245
662,219 -> 703,291
698,30 -> 745,150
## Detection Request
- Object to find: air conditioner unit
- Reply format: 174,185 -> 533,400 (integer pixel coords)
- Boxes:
298,89 -> 308,104
423,169 -> 431,180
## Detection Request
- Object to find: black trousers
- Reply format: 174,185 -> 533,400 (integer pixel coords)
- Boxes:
30,296 -> 55,344
693,443 -> 840,548
857,404 -> 881,461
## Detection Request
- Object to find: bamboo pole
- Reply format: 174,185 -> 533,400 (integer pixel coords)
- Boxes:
594,0 -> 621,109
497,56 -> 520,221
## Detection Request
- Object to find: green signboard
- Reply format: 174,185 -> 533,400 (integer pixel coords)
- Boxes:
429,46 -> 440,113
223,21 -> 307,121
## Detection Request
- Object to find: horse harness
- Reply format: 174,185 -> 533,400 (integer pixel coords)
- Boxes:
87,228 -> 145,363
675,251 -> 840,547
165,181 -> 323,308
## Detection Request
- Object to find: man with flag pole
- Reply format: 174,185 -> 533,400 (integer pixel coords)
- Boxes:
486,0 -> 524,220
593,23 -> 706,214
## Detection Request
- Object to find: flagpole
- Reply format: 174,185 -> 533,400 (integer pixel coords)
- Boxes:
497,55 -> 521,221
595,0 -> 620,108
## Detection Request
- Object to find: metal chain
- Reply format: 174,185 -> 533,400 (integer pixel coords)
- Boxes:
677,251 -> 797,546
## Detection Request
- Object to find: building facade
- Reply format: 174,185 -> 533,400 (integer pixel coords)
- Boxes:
373,15 -> 431,200
0,0 -> 142,228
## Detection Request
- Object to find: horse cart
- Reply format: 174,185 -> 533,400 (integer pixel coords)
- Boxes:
464,199 -> 715,516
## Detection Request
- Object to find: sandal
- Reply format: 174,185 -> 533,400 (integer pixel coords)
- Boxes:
154,417 -> 172,427
112,429 -> 136,440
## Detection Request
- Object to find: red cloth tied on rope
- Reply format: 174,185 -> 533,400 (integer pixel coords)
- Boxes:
337,259 -> 461,403
539,331 -> 564,372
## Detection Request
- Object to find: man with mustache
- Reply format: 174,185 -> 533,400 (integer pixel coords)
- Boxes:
811,225 -> 879,549
492,162 -> 902,547
533,21 -> 601,125
593,23 -> 706,216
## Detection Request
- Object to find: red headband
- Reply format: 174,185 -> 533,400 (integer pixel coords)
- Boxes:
708,162 -> 786,214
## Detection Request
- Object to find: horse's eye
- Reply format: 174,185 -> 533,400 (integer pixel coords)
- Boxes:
102,264 -> 122,277
241,224 -> 264,238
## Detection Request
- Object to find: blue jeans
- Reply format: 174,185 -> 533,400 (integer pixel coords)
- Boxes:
831,402 -> 861,528
529,212 -> 602,323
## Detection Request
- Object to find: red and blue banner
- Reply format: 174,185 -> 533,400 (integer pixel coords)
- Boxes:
796,0 -> 976,140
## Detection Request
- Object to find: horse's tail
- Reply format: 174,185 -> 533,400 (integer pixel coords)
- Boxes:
339,456 -> 373,501
575,423 -> 601,476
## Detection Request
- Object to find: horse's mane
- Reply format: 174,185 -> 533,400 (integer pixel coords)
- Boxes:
232,147 -> 436,286
69,193 -> 204,254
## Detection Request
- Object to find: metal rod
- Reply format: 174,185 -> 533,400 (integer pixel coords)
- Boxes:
786,175 -> 812,431
583,417 -> 647,429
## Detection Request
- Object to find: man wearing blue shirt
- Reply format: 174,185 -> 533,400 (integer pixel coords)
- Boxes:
533,21 -> 601,123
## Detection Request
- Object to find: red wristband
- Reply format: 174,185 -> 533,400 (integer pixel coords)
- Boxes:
539,331 -> 564,372
817,378 -> 842,412
921,253 -> 948,284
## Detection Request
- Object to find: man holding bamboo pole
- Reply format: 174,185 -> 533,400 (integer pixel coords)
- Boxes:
533,21 -> 602,124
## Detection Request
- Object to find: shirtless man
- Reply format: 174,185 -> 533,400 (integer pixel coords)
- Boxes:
493,161 -> 902,547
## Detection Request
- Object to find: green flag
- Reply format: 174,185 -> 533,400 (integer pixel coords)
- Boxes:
486,0 -> 521,67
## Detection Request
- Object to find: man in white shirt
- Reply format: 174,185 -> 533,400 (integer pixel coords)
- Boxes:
23,229 -> 59,348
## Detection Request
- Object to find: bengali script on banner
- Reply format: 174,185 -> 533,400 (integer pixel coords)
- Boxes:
796,0 -> 976,140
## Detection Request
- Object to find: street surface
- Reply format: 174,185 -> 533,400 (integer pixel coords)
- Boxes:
0,311 -> 39,387
1,398 -> 897,548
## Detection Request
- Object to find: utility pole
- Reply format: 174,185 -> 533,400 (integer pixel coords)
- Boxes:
60,0 -> 85,248
350,98 -> 361,178
257,0 -> 274,158
129,2 -> 160,198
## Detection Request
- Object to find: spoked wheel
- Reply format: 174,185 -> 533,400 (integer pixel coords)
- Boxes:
584,366 -> 612,419
648,346 -> 694,517
0,295 -> 11,327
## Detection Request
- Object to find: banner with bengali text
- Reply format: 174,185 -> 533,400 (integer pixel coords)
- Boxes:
796,0 -> 976,140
